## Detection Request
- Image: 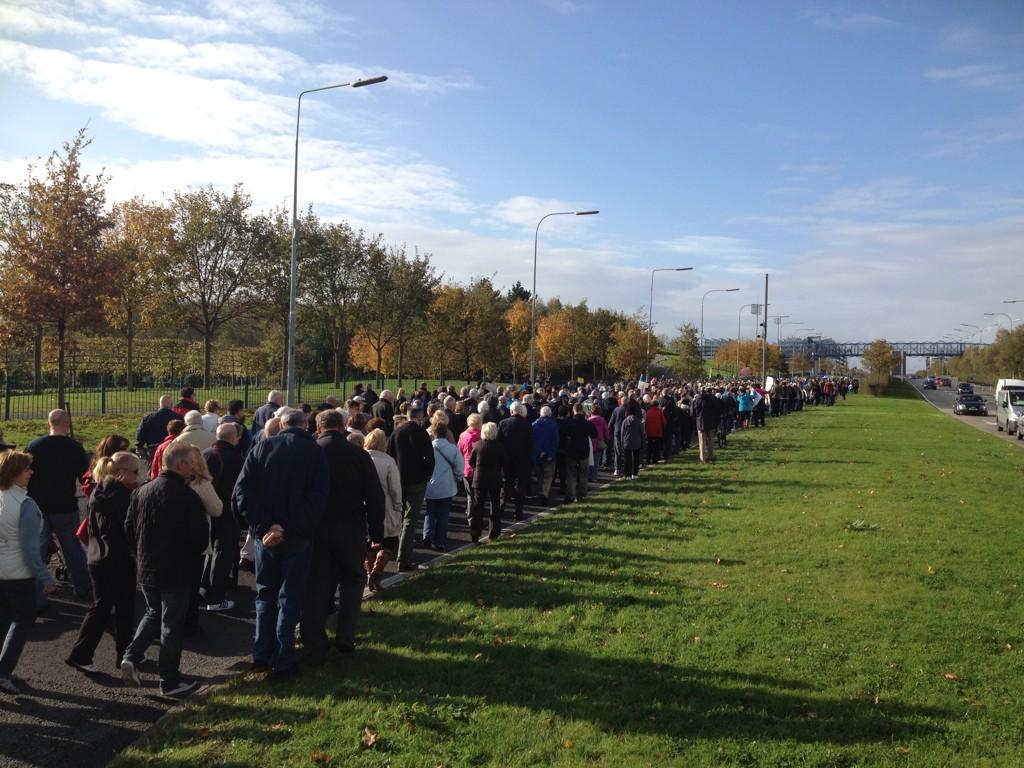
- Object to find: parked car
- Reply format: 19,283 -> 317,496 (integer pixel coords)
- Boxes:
953,394 -> 987,416
956,382 -> 974,395
923,377 -> 937,390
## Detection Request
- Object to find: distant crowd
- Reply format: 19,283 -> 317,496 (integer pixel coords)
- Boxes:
0,373 -> 855,696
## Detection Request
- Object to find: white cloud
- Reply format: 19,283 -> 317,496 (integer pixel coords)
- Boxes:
926,63 -> 1022,90
480,196 -> 601,237
803,8 -> 898,30
654,235 -> 762,260
816,179 -> 944,215
0,2 -> 115,36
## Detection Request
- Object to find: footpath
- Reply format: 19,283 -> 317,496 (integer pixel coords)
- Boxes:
0,467 -> 614,768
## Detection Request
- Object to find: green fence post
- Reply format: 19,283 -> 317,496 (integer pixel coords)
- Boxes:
100,373 -> 107,415
297,379 -> 302,403
244,377 -> 250,409
3,373 -> 9,421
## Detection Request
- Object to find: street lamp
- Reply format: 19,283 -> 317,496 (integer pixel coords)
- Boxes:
735,303 -> 759,374
984,312 -> 1014,333
767,314 -> 790,344
959,323 -> 980,344
529,209 -> 599,383
287,74 -> 388,405
645,267 -> 693,381
700,288 -> 739,349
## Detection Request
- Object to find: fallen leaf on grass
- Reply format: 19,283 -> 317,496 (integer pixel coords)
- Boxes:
198,728 -> 211,739
270,722 -> 288,731
802,711 -> 818,719
310,751 -> 332,765
563,739 -> 575,749
360,726 -> 379,749
943,672 -> 961,682
895,746 -> 910,755
473,652 -> 484,660
927,565 -> 936,575
709,581 -> 730,589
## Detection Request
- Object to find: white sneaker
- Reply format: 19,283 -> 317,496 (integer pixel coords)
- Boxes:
160,679 -> 198,697
121,659 -> 142,687
203,600 -> 235,612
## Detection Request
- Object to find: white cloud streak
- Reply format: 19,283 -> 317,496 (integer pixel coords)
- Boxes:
926,64 -> 1022,90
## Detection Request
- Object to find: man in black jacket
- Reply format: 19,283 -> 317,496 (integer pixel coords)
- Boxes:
560,403 -> 597,503
371,390 -> 395,435
200,424 -> 244,611
498,403 -> 533,521
121,442 -> 209,697
234,408 -> 329,678
300,410 -> 385,664
135,396 -> 179,456
386,407 -> 434,571
692,388 -> 722,463
27,409 -> 91,602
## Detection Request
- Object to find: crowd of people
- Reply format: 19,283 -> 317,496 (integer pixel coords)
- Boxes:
0,374 -> 856,696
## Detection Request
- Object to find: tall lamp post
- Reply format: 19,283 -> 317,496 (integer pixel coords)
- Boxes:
646,267 -> 693,381
735,303 -> 759,375
984,312 -> 1014,333
529,209 -> 599,384
700,288 -> 739,349
287,75 -> 387,405
959,322 -> 980,344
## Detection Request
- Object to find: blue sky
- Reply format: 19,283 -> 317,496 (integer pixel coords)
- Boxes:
1,0 -> 1022,348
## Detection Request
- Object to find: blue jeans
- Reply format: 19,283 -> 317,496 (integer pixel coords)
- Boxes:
0,578 -> 36,679
423,497 -> 452,550
37,512 -> 91,602
253,539 -> 312,672
123,585 -> 188,689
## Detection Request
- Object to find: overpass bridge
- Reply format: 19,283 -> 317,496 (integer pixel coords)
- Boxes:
698,339 -> 990,360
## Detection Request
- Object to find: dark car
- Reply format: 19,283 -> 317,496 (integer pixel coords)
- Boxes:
923,377 -> 937,390
953,394 -> 987,416
937,376 -> 953,387
956,382 -> 974,395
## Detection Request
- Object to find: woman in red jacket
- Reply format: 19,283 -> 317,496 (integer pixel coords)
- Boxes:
644,397 -> 667,465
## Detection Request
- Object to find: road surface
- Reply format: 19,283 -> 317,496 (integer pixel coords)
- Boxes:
910,379 -> 1022,447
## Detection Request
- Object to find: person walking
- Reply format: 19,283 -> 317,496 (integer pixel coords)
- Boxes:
424,421 -> 464,552
200,424 -> 244,612
498,403 -> 533,521
0,451 -> 56,695
299,410 -> 384,664
233,409 -> 329,679
588,403 -> 610,481
201,401 -> 221,433
251,390 -> 284,434
363,428 -> 402,591
26,409 -> 91,602
619,400 -> 645,480
371,390 -> 395,435
560,403 -> 596,503
149,420 -> 185,480
65,451 -> 141,674
386,407 -> 435,572
692,387 -> 722,463
469,422 -> 507,542
176,411 -> 215,452
530,406 -> 559,506
457,412 -> 483,517
121,442 -> 209,697
644,397 -> 667,464
135,396 -> 178,457
606,395 -> 628,477
81,434 -> 130,499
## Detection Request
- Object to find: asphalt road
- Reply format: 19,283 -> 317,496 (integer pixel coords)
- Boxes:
910,378 -> 1023,446
0,465 -> 620,768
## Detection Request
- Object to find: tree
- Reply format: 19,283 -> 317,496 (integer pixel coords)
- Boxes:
668,323 -> 703,379
862,339 -> 900,375
607,313 -> 652,379
429,277 -> 508,383
505,299 -> 532,384
304,219 -> 366,387
536,312 -> 570,379
164,184 -> 260,386
0,128 -> 115,407
101,197 -> 172,389
505,280 -> 531,303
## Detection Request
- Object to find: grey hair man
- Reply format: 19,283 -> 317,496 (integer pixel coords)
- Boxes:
252,390 -> 285,433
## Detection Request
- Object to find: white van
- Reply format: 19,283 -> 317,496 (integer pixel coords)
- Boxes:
995,379 -> 1024,434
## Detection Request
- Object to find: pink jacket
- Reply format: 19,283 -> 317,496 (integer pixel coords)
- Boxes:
588,414 -> 610,448
457,427 -> 481,478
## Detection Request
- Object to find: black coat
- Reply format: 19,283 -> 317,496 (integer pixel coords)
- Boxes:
370,399 -> 395,434
86,479 -> 135,567
136,407 -> 179,449
386,421 -> 435,487
497,415 -> 533,465
203,440 -> 244,515
317,431 -> 385,540
124,471 -> 209,589
26,434 -> 89,516
559,415 -> 597,461
234,427 -> 330,541
692,393 -> 722,432
470,439 -> 507,490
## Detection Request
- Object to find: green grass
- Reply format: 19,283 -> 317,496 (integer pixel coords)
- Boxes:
112,382 -> 1024,767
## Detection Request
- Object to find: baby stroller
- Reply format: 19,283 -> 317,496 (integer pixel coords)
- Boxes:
46,533 -> 73,584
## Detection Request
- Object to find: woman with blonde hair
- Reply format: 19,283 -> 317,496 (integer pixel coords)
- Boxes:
81,434 -> 130,499
469,421 -> 506,543
363,428 -> 401,591
424,420 -> 464,552
0,451 -> 55,693
66,451 -> 141,673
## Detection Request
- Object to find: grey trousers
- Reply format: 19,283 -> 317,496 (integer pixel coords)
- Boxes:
397,483 -> 427,565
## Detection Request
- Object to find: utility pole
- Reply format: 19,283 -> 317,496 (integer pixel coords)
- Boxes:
761,273 -> 769,385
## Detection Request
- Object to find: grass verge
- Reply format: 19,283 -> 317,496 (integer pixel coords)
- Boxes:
112,383 -> 1024,767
